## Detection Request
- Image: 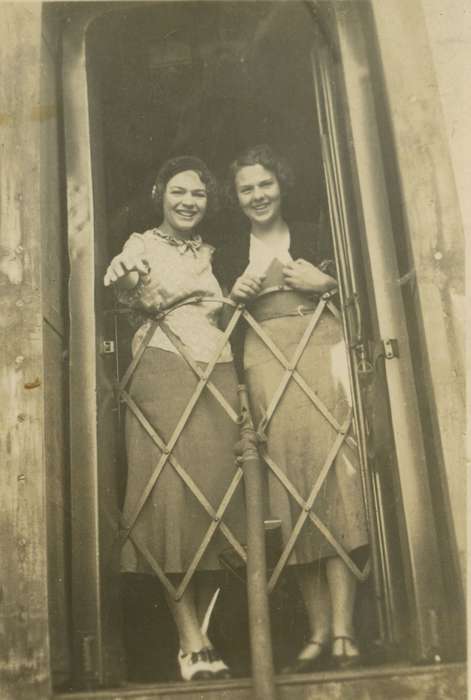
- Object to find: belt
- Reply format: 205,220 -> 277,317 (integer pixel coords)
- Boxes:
248,288 -> 319,323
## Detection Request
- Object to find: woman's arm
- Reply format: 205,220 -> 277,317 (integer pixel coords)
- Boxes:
104,243 -> 149,289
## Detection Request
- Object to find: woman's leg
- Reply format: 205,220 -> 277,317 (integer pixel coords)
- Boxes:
165,581 -> 206,653
325,556 -> 359,657
296,562 -> 331,658
194,572 -> 220,646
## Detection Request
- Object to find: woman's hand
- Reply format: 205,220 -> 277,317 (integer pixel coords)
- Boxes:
283,259 -> 337,294
104,250 -> 149,288
230,273 -> 266,302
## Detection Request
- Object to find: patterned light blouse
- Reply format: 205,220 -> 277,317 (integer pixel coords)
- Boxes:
116,228 -> 232,363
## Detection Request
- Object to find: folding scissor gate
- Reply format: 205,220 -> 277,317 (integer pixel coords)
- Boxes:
115,288 -> 369,602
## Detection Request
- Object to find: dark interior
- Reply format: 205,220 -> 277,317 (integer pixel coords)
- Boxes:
87,2 -> 377,683
90,2 -> 327,252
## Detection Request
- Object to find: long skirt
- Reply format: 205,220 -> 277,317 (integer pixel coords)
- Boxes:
121,348 -> 245,574
244,310 -> 368,569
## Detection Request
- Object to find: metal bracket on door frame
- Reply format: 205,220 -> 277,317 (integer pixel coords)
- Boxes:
382,338 -> 400,360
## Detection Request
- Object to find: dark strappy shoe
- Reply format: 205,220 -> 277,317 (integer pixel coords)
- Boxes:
281,638 -> 330,674
331,635 -> 361,669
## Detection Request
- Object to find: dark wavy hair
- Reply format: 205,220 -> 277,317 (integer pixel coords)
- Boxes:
227,144 -> 294,206
151,155 -> 219,218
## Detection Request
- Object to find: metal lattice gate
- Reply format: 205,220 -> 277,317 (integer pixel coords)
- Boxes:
115,290 -> 370,603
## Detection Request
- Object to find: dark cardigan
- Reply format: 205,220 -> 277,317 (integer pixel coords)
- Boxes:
213,220 -> 335,294
213,221 -> 337,379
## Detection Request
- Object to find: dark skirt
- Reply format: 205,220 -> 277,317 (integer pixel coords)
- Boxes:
244,310 -> 368,571
121,348 -> 245,574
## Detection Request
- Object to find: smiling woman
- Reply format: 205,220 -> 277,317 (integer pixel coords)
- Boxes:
235,165 -> 282,226
103,155 -> 245,682
223,144 -> 368,672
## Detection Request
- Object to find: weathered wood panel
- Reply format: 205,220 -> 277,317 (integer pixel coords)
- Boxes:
0,4 -> 51,699
43,322 -> 70,687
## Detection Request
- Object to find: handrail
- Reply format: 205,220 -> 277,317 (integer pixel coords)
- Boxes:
237,386 -> 277,700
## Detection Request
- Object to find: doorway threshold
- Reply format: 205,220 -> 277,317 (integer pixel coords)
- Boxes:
55,662 -> 466,699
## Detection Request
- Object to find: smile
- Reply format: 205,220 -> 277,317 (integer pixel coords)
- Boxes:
176,210 -> 197,218
253,203 -> 270,212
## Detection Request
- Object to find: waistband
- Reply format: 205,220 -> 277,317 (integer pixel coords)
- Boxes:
248,288 -> 319,323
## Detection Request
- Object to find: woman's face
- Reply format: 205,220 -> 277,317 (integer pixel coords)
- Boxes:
235,164 -> 282,227
163,170 -> 208,235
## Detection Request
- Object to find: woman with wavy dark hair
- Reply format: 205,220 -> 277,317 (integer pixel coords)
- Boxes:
104,156 -> 244,681
221,144 -> 369,672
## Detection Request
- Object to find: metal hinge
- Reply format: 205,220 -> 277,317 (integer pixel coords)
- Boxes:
383,338 -> 399,360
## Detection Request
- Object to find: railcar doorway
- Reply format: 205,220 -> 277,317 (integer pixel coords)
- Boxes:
62,0 -> 454,691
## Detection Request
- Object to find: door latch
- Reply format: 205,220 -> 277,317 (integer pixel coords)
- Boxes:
356,343 -> 374,377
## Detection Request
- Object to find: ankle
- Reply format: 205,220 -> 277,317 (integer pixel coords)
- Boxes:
308,629 -> 330,645
201,632 -> 212,649
179,633 -> 205,655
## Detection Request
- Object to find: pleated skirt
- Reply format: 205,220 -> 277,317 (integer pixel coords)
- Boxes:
121,348 -> 245,574
244,310 -> 368,568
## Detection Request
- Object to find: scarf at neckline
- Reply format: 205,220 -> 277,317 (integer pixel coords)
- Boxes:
153,227 -> 202,256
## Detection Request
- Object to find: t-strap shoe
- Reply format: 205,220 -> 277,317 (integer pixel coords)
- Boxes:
281,638 -> 330,674
331,636 -> 361,669
177,648 -> 214,681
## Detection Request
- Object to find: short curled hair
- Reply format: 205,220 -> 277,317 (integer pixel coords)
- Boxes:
227,144 -> 294,206
151,155 -> 219,218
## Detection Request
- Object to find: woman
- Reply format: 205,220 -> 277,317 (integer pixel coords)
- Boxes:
104,156 -> 244,681
222,144 -> 369,672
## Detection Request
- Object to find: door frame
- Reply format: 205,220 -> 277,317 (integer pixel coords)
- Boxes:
317,0 -> 452,660
62,3 -> 133,687
61,0 -> 461,688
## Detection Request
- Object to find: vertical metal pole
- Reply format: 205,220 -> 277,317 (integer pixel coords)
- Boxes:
237,386 -> 277,700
